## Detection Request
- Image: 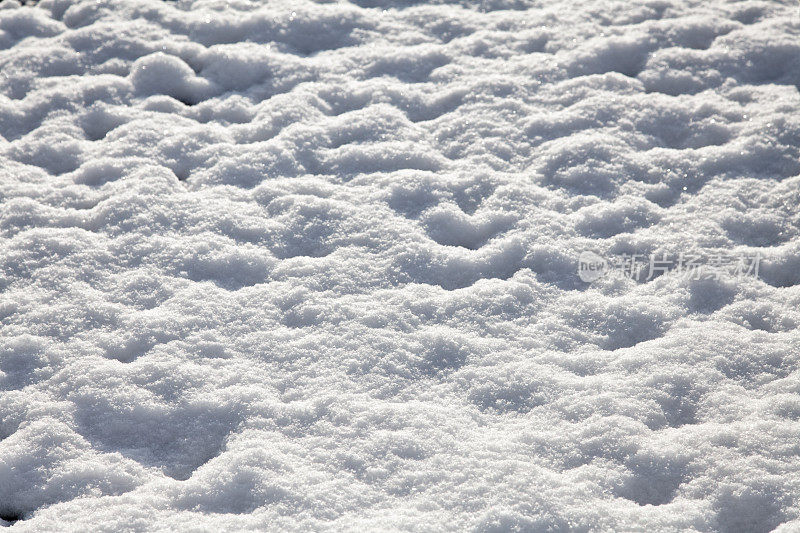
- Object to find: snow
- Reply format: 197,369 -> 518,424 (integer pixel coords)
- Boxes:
1,0 -> 800,530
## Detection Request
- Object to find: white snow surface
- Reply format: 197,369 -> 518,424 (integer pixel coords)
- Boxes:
1,0 -> 800,530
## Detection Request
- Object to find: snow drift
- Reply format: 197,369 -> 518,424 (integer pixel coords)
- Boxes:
1,0 -> 800,530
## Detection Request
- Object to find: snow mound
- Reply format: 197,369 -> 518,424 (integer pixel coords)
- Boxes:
1,0 -> 800,530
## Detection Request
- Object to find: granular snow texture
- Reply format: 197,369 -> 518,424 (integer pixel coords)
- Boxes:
1,0 -> 800,531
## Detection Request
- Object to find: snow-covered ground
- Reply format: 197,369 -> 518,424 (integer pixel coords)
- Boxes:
1,0 -> 800,530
